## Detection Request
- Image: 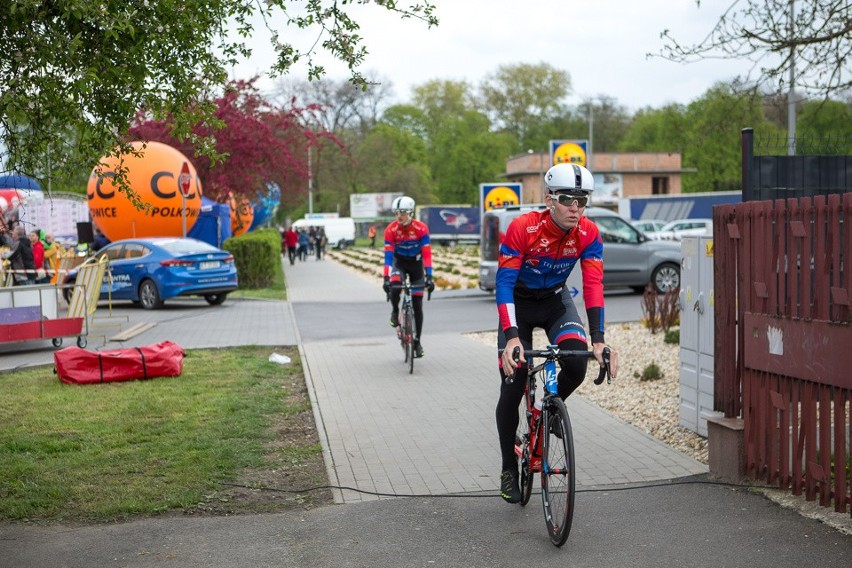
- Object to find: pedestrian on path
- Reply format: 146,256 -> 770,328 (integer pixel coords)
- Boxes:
284,226 -> 299,265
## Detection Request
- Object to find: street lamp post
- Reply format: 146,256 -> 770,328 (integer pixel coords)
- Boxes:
307,146 -> 314,215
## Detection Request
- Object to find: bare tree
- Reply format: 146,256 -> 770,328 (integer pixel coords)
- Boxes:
270,72 -> 395,134
653,0 -> 851,100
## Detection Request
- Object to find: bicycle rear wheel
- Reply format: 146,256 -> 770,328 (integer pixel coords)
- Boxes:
400,312 -> 408,362
540,397 -> 575,547
516,390 -> 534,506
404,302 -> 415,374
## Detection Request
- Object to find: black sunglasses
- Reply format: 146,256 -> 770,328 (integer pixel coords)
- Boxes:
553,193 -> 589,207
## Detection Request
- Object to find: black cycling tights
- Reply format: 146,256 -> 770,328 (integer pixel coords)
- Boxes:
495,337 -> 588,472
411,294 -> 423,340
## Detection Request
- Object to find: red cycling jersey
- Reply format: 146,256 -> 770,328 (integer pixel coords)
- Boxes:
383,219 -> 433,278
496,210 -> 605,343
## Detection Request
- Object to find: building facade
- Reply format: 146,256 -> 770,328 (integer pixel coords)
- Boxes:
503,151 -> 695,206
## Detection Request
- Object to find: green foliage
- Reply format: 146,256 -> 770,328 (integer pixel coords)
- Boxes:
634,362 -> 664,382
681,84 -> 782,192
223,228 -> 280,289
0,1 -> 437,198
577,96 -> 632,152
796,100 -> 852,153
664,328 -> 680,345
618,103 -> 689,152
350,122 -> 436,205
479,62 -> 571,148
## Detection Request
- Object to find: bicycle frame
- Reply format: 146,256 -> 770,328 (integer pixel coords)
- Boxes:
505,344 -> 612,546
389,281 -> 428,374
516,346 -> 611,474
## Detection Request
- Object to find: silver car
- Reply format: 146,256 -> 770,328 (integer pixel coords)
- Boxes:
658,218 -> 713,241
479,206 -> 682,294
631,219 -> 668,240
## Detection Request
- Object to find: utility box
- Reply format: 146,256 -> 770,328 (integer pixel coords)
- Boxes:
679,236 -> 718,436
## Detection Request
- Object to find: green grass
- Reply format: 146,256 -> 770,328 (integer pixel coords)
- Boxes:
0,345 -> 321,523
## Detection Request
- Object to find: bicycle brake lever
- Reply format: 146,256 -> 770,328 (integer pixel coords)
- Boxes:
504,346 -> 521,384
593,346 -> 612,385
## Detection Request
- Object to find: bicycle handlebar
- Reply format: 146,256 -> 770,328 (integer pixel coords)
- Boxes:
387,281 -> 432,301
499,345 -> 612,386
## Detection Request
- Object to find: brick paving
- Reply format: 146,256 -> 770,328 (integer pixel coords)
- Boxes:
284,256 -> 707,503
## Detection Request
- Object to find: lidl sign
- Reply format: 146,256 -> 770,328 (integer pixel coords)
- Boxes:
549,140 -> 589,168
480,183 -> 522,212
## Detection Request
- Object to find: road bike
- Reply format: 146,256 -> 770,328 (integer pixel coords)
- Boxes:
388,282 -> 429,374
506,344 -> 612,547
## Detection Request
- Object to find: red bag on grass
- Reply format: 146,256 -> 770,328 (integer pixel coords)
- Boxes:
54,341 -> 185,385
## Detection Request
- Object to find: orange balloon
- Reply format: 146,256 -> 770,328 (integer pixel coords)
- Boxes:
229,193 -> 254,237
87,141 -> 203,241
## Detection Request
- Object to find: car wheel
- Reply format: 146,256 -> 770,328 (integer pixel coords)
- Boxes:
652,262 -> 680,294
204,293 -> 228,306
138,279 -> 163,309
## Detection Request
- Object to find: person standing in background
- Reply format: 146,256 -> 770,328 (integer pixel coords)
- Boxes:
3,226 -> 36,285
29,229 -> 48,283
284,225 -> 299,265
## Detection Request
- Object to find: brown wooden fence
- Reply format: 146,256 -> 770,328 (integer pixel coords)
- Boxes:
714,193 -> 852,515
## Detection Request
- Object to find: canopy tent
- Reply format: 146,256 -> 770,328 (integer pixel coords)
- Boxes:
187,196 -> 232,248
0,174 -> 42,191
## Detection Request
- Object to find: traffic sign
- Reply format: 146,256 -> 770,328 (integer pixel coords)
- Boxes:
178,161 -> 191,197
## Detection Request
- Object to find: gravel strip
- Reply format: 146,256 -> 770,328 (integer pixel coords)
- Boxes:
465,322 -> 708,464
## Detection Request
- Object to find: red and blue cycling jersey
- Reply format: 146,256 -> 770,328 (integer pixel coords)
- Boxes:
496,211 -> 605,343
383,219 -> 433,278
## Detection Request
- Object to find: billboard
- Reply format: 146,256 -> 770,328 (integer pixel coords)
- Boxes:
592,173 -> 622,205
349,192 -> 403,220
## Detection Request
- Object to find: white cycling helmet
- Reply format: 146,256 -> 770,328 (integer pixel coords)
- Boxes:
392,195 -> 416,213
544,164 -> 594,195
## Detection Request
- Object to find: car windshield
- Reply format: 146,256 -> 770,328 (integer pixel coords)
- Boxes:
157,239 -> 221,255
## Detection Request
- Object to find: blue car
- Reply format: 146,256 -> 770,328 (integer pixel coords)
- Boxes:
65,237 -> 239,309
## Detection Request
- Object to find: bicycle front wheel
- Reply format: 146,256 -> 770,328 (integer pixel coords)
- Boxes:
404,303 -> 415,374
540,397 -> 575,547
517,391 -> 534,506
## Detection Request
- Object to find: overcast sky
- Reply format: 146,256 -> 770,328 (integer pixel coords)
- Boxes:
232,0 -> 765,113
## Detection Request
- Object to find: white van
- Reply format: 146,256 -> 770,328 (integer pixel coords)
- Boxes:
291,217 -> 356,249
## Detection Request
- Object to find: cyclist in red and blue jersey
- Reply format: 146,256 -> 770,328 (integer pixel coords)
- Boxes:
495,163 -> 619,503
382,195 -> 434,358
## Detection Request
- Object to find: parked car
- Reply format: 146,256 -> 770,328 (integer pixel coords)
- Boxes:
658,218 -> 713,241
631,219 -> 668,240
64,237 -> 239,309
479,206 -> 682,294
